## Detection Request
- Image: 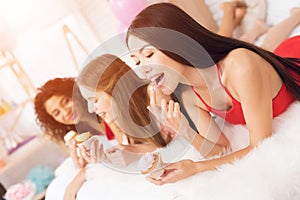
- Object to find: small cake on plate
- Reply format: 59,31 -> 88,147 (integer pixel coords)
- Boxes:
138,152 -> 164,179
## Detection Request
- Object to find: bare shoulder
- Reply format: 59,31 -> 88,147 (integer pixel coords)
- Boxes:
220,48 -> 273,100
221,48 -> 268,79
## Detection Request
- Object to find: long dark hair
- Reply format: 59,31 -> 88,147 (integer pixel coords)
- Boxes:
126,3 -> 300,100
34,77 -> 101,142
77,54 -> 168,147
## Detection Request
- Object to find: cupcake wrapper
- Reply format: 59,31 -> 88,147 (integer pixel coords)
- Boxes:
145,153 -> 164,180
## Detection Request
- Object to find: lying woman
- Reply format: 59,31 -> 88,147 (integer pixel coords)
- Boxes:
126,3 -> 300,185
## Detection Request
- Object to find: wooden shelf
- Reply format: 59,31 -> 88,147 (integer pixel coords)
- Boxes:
0,50 -> 38,156
0,98 -> 31,120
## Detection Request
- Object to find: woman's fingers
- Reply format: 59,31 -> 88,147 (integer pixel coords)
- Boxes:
69,141 -> 78,158
160,99 -> 167,123
149,95 -> 183,133
99,144 -> 111,163
69,140 -> 87,168
146,163 -> 176,185
166,100 -> 181,121
149,86 -> 157,106
90,140 -> 99,163
174,102 -> 180,117
146,161 -> 195,185
167,100 -> 181,118
106,146 -> 119,154
167,100 -> 174,118
79,145 -> 91,163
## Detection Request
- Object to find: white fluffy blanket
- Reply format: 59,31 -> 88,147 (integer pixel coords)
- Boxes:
178,101 -> 300,200
46,102 -> 300,200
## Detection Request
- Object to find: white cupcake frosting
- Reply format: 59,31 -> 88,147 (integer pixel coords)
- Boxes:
64,130 -> 77,143
138,152 -> 155,172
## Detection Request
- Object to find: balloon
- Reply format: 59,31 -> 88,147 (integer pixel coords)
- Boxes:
110,0 -> 147,27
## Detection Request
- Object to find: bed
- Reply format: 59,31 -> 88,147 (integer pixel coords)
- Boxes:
45,1 -> 300,199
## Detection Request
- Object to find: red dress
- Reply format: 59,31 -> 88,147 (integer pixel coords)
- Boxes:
193,36 -> 300,124
104,122 -> 115,140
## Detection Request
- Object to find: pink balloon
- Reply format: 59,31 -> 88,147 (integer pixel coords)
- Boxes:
110,0 -> 147,27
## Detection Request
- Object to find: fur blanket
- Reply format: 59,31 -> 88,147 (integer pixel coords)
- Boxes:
178,101 -> 300,200
46,102 -> 300,200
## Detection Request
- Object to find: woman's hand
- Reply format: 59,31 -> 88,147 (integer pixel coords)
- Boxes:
147,87 -> 166,125
63,168 -> 86,200
146,160 -> 200,185
148,88 -> 194,141
79,140 -> 138,167
162,99 -> 191,134
79,138 -> 111,164
67,140 -> 87,168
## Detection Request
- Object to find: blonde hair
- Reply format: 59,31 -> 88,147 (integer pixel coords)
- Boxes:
78,54 -> 168,147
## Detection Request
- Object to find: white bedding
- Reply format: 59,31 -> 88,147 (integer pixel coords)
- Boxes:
46,101 -> 300,200
46,135 -> 205,200
46,1 -> 300,200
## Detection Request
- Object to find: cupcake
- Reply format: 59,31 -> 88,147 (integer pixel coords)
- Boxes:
138,152 -> 164,179
63,130 -> 78,144
75,132 -> 93,150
